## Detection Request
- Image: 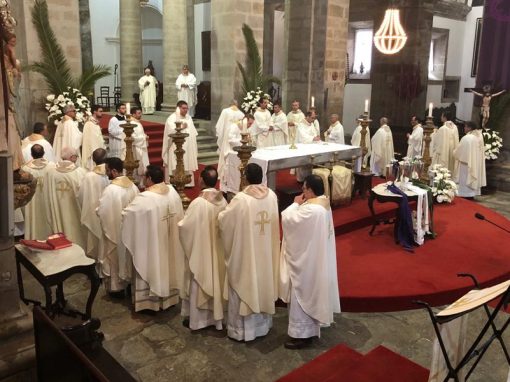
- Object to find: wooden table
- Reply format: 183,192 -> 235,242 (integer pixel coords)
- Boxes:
15,244 -> 100,320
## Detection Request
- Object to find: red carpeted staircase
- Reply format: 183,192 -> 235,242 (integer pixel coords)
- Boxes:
277,344 -> 429,382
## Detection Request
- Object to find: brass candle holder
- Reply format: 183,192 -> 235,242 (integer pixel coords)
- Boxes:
288,124 -> 297,149
169,121 -> 191,209
121,115 -> 139,183
234,131 -> 256,191
357,112 -> 372,172
420,116 -> 435,183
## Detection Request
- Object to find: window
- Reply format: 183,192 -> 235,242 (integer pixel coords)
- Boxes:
353,29 -> 373,76
429,29 -> 448,81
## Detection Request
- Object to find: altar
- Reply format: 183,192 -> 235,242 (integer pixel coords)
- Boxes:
221,142 -> 362,193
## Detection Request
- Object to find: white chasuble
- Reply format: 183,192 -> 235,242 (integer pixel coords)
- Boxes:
53,116 -> 83,164
178,188 -> 228,329
132,120 -> 150,176
407,124 -> 423,159
297,121 -> 319,144
97,176 -> 139,292
370,125 -> 394,176
21,159 -> 56,240
44,161 -> 87,248
108,115 -> 126,159
81,117 -> 105,171
280,196 -> 340,327
216,106 -> 244,153
175,73 -> 197,116
271,111 -> 289,146
138,74 -> 158,114
351,124 -> 371,168
454,130 -> 486,197
78,164 -> 109,260
122,182 -> 183,311
162,112 -> 198,173
21,135 -> 55,163
431,122 -> 459,174
252,108 -> 274,148
326,122 -> 345,144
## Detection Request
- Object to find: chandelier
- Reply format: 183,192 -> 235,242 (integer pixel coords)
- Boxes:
373,8 -> 407,55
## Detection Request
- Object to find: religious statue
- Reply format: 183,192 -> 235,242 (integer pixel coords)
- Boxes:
470,85 -> 507,128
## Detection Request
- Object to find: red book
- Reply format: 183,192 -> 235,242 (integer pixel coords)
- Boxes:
21,233 -> 73,250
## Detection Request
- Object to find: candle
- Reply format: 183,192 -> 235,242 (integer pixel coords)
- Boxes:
428,102 -> 433,118
364,99 -> 369,113
126,102 -> 131,115
242,118 -> 248,134
311,96 -> 315,108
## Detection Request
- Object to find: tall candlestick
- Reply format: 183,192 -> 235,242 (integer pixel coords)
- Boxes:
364,99 -> 369,113
126,102 -> 131,115
428,102 -> 433,118
311,96 -> 315,108
242,118 -> 247,134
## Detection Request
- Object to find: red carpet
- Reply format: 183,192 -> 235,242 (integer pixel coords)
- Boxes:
277,344 -> 428,382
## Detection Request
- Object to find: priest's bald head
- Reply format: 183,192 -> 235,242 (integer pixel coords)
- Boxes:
380,117 -> 388,126
144,165 -> 164,187
105,157 -> 123,180
246,163 -> 263,185
200,165 -> 218,189
31,144 -> 45,159
92,148 -> 107,165
61,147 -> 78,163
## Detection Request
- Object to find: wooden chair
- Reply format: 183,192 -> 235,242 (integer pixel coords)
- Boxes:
95,86 -> 110,110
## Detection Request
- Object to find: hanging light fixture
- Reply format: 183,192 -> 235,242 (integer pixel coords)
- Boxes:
373,8 -> 407,55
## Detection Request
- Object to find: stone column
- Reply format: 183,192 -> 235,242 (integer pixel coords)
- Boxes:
162,0 -> 188,112
79,0 -> 93,75
119,0 -> 142,104
210,0 -> 264,125
282,0 -> 349,131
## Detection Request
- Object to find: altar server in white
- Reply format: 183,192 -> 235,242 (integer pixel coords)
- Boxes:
351,115 -> 371,168
21,144 -> 55,240
81,105 -> 106,171
21,122 -> 54,163
179,166 -> 228,330
271,102 -> 288,145
97,157 -> 139,296
162,100 -> 198,187
431,111 -> 459,174
78,148 -> 109,260
138,68 -> 158,115
131,107 -> 150,181
108,103 -> 127,159
175,65 -> 197,117
122,165 -> 182,312
219,163 -> 280,341
280,174 -> 340,349
406,116 -> 423,159
251,98 -> 275,148
454,121 -> 486,197
287,100 -> 305,129
370,117 -> 394,176
216,100 -> 245,177
296,112 -> 321,182
325,114 -> 345,144
53,105 -> 82,164
44,147 -> 87,248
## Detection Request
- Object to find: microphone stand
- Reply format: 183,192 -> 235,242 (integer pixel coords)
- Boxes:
475,213 -> 510,234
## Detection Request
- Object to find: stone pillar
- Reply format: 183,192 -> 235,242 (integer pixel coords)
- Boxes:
282,0 -> 349,131
210,0 -> 264,125
162,0 -> 188,112
79,0 -> 93,75
119,0 -> 142,104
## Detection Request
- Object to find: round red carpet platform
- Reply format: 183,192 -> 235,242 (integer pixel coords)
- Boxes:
339,197 -> 510,312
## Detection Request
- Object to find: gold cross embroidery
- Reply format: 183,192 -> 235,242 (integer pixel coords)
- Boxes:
255,211 -> 270,235
36,176 -> 44,190
162,206 -> 176,227
56,181 -> 71,194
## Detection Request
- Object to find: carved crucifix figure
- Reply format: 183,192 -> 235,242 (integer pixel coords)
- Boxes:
470,85 -> 507,128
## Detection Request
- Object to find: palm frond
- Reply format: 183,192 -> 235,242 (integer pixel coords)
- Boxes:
237,62 -> 250,96
75,65 -> 111,95
30,0 -> 73,94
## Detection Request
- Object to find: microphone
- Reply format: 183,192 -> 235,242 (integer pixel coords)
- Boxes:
474,212 -> 510,234
114,64 -> 118,74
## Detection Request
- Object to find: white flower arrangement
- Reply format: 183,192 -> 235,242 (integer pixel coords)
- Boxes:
430,164 -> 457,203
482,128 -> 503,160
45,87 -> 91,127
241,87 -> 272,115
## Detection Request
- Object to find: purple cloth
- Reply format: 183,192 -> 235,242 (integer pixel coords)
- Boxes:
387,183 -> 415,250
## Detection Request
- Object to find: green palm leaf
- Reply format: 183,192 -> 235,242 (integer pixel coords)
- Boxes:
75,65 -> 111,95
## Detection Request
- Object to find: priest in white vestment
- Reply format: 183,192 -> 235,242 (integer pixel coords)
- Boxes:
44,147 -> 87,248
287,100 -> 305,130
138,68 -> 158,115
310,108 -> 321,137
351,116 -> 371,168
431,112 -> 459,174
280,174 -> 340,349
325,114 -> 345,144
370,117 -> 394,176
216,101 -> 245,181
53,105 -> 82,165
131,107 -> 150,181
162,100 -> 198,187
251,98 -> 275,148
108,103 -> 127,159
296,112 -> 321,182
271,103 -> 288,145
78,148 -> 109,260
179,166 -> 228,330
21,122 -> 55,163
97,157 -> 139,295
21,144 -> 55,240
219,163 -> 280,341
406,116 -> 423,159
175,65 -> 197,117
122,165 -> 182,312
81,105 -> 106,171
454,121 -> 486,197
